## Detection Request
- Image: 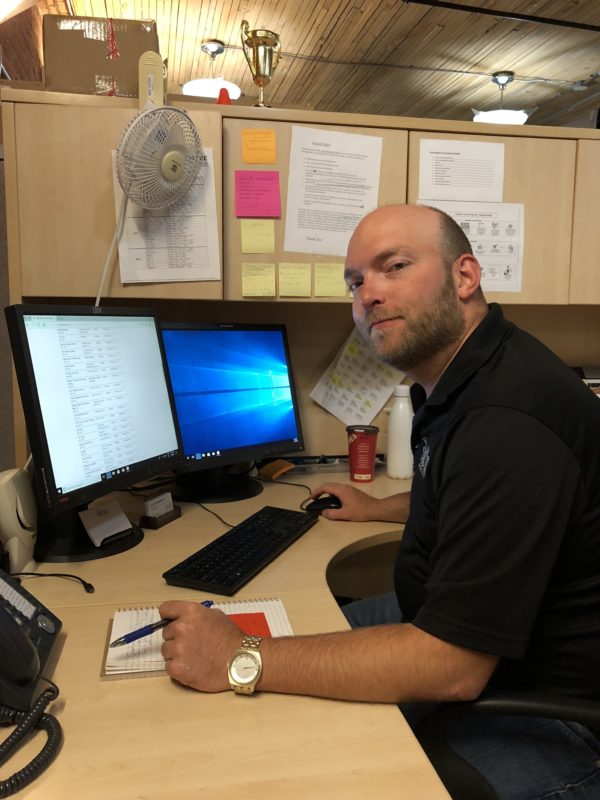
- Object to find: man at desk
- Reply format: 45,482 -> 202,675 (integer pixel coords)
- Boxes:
160,204 -> 600,800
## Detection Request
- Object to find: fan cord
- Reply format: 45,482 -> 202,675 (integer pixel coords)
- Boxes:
94,193 -> 129,308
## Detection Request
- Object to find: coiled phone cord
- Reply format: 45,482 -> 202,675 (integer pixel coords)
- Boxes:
0,684 -> 63,798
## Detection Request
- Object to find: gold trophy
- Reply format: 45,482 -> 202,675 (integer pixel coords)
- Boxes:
240,20 -> 281,107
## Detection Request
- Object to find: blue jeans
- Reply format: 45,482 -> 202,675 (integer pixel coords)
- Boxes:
341,592 -> 600,800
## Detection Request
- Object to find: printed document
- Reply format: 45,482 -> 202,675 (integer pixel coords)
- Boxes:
114,148 -> 220,283
419,139 -> 505,203
419,199 -> 524,293
284,126 -> 382,257
311,327 -> 403,426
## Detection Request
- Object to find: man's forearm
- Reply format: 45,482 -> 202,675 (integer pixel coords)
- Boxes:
370,492 -> 411,523
258,623 -> 497,704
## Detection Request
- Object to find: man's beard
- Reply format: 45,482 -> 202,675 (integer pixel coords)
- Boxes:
360,273 -> 464,372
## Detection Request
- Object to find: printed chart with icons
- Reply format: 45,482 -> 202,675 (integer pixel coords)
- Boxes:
310,327 -> 403,426
429,200 -> 524,293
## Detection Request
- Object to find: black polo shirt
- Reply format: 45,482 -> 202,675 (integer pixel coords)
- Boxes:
396,303 -> 600,697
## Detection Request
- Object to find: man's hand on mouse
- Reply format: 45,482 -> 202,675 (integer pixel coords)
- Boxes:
309,483 -> 382,521
310,483 -> 411,524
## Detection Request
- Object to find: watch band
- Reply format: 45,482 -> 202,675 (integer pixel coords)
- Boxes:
240,634 -> 262,651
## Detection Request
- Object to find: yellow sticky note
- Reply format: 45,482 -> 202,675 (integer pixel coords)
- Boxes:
314,263 -> 347,297
242,128 -> 277,164
279,262 -> 311,297
241,219 -> 275,254
242,263 -> 276,296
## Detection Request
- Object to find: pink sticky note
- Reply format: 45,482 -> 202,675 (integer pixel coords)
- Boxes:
235,170 -> 281,218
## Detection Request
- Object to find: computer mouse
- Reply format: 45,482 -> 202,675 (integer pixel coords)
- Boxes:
304,494 -> 343,515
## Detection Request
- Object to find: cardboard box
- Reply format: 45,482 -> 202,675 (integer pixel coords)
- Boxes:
0,6 -> 43,83
43,15 -> 159,97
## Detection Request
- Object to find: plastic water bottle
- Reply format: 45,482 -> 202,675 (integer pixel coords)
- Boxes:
386,385 -> 413,479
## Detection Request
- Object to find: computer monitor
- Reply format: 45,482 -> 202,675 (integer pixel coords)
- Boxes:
5,304 -> 182,563
161,322 -> 304,503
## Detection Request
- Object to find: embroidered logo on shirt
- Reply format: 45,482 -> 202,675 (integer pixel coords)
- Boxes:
418,436 -> 430,478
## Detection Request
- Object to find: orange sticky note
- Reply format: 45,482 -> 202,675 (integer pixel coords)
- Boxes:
242,128 -> 277,164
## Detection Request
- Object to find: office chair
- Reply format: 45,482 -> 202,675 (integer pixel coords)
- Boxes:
416,689 -> 600,800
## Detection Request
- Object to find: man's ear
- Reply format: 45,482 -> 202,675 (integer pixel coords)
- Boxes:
454,254 -> 482,299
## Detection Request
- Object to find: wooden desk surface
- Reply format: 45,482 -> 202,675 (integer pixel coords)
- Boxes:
3,470 -> 450,799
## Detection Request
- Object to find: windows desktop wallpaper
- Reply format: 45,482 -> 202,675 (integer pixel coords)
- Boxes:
163,328 -> 299,457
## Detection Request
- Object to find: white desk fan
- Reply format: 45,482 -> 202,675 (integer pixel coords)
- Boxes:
95,52 -> 205,304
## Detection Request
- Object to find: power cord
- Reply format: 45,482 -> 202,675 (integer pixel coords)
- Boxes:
12,573 -> 95,594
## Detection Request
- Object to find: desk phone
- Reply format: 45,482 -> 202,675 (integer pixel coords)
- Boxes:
0,568 -> 63,796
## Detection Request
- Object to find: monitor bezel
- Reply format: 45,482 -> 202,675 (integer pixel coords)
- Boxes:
161,320 -> 305,477
5,303 -> 184,518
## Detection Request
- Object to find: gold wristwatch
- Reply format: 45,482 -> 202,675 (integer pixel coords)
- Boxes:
227,635 -> 263,694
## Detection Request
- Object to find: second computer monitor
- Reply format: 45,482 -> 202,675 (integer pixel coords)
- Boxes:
161,322 -> 304,503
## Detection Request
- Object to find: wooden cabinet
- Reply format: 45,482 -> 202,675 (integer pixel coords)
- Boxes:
408,131 -> 577,305
2,88 -> 600,311
570,139 -> 600,304
222,117 -> 408,302
2,93 -> 223,301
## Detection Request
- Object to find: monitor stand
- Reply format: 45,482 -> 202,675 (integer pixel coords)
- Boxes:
34,509 -> 144,563
173,465 -> 263,505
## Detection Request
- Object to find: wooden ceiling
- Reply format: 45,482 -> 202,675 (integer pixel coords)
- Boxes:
3,0 -> 600,126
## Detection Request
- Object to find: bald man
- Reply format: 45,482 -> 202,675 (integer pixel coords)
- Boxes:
160,205 -> 600,799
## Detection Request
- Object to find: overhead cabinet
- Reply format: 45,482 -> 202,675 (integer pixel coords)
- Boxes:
2,88 -> 599,306
408,131 -> 577,305
4,97 -> 223,301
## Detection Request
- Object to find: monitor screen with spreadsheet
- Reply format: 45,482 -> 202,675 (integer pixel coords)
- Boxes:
5,304 -> 182,562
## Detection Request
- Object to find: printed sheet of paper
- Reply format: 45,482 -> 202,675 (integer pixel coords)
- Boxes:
114,148 -> 220,283
310,327 -> 404,426
235,170 -> 281,217
420,199 -> 524,293
284,126 -> 382,257
418,139 -> 505,202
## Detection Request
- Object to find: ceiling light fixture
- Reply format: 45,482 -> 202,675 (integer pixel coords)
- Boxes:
182,40 -> 242,100
473,71 -> 529,125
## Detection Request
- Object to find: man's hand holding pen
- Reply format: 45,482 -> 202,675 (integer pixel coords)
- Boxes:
160,600 -> 244,693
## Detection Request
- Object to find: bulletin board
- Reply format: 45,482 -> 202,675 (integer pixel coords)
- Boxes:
222,117 -> 408,302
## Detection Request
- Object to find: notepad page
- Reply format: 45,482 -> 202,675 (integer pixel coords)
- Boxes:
103,598 -> 293,676
105,607 -> 165,674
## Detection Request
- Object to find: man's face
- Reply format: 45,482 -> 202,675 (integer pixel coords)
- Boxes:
344,206 -> 465,373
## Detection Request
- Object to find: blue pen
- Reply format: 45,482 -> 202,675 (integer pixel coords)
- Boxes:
109,600 -> 214,648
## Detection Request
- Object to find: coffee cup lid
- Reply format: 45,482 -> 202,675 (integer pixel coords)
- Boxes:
346,425 -> 379,433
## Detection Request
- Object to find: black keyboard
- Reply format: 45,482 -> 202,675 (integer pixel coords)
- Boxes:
162,505 -> 319,596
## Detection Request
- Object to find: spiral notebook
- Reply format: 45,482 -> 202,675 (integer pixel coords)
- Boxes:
102,598 -> 292,678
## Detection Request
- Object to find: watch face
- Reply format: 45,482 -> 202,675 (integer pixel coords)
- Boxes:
231,652 -> 260,684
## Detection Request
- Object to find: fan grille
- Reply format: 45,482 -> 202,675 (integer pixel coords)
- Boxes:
116,107 -> 204,210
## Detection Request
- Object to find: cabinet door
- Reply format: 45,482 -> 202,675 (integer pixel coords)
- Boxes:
407,131 -> 576,304
570,139 -> 600,304
9,101 -> 223,300
222,118 -> 408,302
